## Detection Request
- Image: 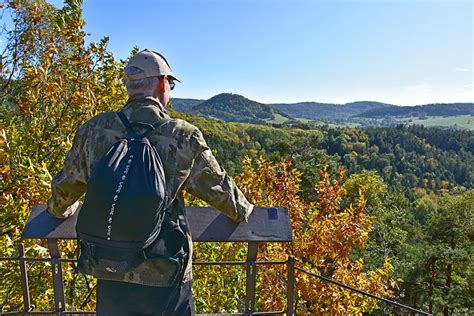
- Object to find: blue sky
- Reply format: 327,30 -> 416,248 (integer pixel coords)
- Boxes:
38,1 -> 474,105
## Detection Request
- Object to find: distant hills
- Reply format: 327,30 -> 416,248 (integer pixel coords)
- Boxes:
271,101 -> 394,121
174,93 -> 293,124
171,93 -> 474,129
170,98 -> 202,113
355,103 -> 473,118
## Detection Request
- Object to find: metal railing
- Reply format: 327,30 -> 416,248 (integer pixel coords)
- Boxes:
0,243 -> 431,315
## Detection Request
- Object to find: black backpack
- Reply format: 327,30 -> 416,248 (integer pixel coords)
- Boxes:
76,112 -> 169,275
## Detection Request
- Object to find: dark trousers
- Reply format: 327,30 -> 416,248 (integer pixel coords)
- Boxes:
96,279 -> 195,316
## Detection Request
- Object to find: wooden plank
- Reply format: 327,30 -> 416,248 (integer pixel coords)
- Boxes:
22,205 -> 292,242
22,205 -> 76,240
187,206 -> 292,242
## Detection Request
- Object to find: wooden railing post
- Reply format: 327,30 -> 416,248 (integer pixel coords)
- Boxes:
47,239 -> 66,315
286,256 -> 297,316
18,243 -> 32,313
245,241 -> 259,314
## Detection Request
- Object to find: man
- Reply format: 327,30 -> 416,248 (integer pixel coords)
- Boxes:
47,49 -> 254,315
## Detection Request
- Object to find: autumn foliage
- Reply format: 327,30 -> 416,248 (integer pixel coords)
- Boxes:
235,158 -> 395,314
1,1 -> 396,314
1,0 -> 126,310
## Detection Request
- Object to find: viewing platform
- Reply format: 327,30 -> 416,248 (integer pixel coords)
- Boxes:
0,205 -> 431,315
10,205 -> 294,315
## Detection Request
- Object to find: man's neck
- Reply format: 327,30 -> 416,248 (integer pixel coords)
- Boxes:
125,95 -> 168,113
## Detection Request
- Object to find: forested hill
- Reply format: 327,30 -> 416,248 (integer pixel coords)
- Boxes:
355,103 -> 474,118
168,111 -> 473,313
171,96 -> 395,120
172,95 -> 474,129
171,111 -> 474,193
170,98 -> 203,113
187,93 -> 294,124
271,101 -> 394,120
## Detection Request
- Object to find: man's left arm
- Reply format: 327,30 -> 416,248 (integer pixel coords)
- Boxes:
184,128 -> 254,222
47,125 -> 88,218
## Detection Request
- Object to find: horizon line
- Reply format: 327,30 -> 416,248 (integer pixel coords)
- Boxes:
171,93 -> 474,107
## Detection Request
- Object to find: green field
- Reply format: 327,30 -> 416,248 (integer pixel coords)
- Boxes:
295,118 -> 361,128
401,115 -> 474,130
296,117 -> 310,123
267,113 -> 290,123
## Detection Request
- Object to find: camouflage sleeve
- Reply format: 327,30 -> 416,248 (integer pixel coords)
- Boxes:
185,130 -> 254,223
47,125 -> 88,218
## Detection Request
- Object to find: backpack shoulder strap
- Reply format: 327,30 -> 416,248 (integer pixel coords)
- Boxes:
117,112 -> 133,133
152,118 -> 171,130
143,118 -> 172,138
118,112 -> 171,137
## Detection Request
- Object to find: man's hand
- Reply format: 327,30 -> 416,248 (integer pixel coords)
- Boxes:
47,200 -> 80,219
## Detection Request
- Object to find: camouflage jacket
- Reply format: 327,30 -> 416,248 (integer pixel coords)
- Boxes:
47,96 -> 253,287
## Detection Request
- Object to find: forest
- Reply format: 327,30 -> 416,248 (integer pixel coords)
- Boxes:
0,1 -> 472,315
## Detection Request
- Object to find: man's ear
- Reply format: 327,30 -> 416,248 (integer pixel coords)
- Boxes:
153,76 -> 166,99
158,76 -> 166,93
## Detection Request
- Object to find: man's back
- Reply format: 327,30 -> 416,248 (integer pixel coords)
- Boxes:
47,49 -> 253,314
48,96 -> 253,287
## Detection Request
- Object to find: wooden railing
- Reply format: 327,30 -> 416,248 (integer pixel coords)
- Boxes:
4,205 -> 294,315
1,205 -> 431,315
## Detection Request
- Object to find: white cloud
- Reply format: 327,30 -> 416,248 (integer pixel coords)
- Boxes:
454,67 -> 471,72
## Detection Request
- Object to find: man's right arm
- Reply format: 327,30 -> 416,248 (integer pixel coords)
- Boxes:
47,125 -> 88,218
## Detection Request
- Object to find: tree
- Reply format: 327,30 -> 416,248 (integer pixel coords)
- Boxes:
367,190 -> 474,315
421,190 -> 473,314
1,0 -> 127,311
235,158 -> 395,314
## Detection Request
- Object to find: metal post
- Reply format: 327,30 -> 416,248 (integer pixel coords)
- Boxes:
18,243 -> 32,312
286,256 -> 296,316
245,241 -> 259,315
47,239 -> 66,315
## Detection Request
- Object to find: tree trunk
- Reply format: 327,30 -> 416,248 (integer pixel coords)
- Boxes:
443,242 -> 454,316
428,258 -> 436,314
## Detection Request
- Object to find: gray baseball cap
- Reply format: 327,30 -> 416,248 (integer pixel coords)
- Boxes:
124,49 -> 181,83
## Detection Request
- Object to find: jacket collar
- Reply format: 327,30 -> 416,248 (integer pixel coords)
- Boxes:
124,94 -> 166,113
122,95 -> 168,115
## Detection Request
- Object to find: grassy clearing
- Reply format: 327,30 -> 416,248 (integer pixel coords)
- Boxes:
269,113 -> 290,123
401,115 -> 474,130
304,119 -> 361,128
296,117 -> 310,123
